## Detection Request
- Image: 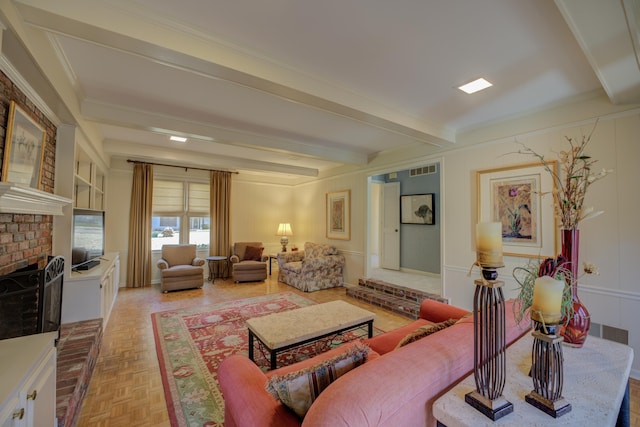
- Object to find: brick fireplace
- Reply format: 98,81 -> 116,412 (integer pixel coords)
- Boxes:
0,70 -> 57,276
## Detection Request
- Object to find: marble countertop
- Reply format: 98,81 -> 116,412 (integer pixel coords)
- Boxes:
433,333 -> 634,426
246,300 -> 375,349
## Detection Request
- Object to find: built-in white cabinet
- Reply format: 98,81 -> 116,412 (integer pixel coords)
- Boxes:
74,147 -> 105,210
62,252 -> 120,326
0,332 -> 58,427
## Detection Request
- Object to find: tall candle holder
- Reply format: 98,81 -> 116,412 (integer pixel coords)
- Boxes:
525,321 -> 572,418
465,267 -> 513,421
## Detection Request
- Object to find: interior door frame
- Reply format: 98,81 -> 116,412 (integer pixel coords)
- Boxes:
365,158 -> 444,296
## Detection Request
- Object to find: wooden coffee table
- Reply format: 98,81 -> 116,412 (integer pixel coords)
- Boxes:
246,300 -> 375,370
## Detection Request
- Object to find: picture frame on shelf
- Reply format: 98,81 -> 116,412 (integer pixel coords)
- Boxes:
401,193 -> 435,225
1,101 -> 46,189
477,162 -> 558,258
326,189 -> 350,240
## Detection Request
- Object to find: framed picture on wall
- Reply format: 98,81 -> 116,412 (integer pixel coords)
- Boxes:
477,162 -> 558,258
401,193 -> 435,225
1,101 -> 46,189
326,189 -> 351,240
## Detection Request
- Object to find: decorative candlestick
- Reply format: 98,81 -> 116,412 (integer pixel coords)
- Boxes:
526,321 -> 572,418
465,277 -> 513,421
476,222 -> 504,280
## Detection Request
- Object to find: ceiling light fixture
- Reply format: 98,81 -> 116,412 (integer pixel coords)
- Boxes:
169,136 -> 187,142
458,78 -> 493,94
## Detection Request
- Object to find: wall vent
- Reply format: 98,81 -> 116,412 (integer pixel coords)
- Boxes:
410,164 -> 437,177
588,322 -> 628,345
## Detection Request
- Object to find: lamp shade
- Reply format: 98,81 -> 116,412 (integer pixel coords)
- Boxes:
276,223 -> 293,236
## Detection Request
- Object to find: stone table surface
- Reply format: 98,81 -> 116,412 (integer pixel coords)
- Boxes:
246,300 -> 375,349
433,332 -> 634,426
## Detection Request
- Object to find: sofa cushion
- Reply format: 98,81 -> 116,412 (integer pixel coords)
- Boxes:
265,341 -> 372,418
395,318 -> 459,349
364,319 -> 431,355
244,245 -> 264,261
304,242 -> 338,259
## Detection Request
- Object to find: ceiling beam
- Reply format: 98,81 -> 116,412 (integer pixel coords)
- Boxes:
14,0 -> 454,145
81,99 -> 368,165
104,139 -> 319,177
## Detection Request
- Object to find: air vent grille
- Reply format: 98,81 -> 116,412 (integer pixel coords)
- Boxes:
410,164 -> 437,177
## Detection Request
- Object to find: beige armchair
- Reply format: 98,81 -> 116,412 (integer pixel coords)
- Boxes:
230,242 -> 268,283
157,244 -> 205,292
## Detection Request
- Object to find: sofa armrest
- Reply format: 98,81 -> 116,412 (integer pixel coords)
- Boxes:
218,355 -> 300,427
419,299 -> 470,323
192,257 -> 205,266
157,258 -> 169,270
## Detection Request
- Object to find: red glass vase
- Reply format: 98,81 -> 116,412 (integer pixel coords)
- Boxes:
559,229 -> 591,347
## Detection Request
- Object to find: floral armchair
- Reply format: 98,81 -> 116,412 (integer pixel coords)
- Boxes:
277,242 -> 345,292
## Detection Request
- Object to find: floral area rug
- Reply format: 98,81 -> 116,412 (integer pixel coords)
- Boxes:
151,292 -> 374,427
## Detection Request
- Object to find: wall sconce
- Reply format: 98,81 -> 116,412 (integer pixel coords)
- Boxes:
276,223 -> 292,252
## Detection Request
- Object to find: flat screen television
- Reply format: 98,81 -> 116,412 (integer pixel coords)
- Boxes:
72,208 -> 105,270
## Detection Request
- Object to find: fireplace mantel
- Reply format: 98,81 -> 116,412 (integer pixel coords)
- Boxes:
0,183 -> 72,215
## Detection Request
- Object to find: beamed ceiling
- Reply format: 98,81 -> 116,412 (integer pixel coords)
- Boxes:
1,0 -> 639,183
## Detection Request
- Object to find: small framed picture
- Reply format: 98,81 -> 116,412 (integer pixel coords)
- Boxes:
326,189 -> 350,240
401,194 -> 435,225
1,101 -> 46,189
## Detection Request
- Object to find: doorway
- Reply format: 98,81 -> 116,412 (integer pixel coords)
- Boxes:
367,163 -> 442,295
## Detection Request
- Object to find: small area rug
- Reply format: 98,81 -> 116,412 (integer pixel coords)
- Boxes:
151,292 -> 374,427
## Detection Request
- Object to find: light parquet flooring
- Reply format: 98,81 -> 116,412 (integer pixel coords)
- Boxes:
76,274 -> 640,426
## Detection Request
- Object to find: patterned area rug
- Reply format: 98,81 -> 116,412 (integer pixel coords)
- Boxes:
151,292 -> 374,427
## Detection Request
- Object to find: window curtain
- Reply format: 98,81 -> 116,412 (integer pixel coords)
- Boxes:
127,163 -> 153,288
210,171 -> 231,276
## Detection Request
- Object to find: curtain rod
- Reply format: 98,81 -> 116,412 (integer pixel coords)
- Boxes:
126,159 -> 239,174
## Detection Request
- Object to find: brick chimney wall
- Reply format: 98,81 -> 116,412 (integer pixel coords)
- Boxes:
0,70 -> 57,276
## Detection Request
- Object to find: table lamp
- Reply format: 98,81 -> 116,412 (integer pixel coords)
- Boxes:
276,223 -> 293,252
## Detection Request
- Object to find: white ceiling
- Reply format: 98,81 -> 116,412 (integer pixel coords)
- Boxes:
1,0 -> 639,183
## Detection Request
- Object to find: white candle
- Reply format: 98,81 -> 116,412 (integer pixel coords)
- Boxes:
531,276 -> 564,324
476,222 -> 503,267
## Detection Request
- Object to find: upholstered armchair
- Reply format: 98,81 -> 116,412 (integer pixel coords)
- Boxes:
277,242 -> 345,292
230,242 -> 268,283
157,244 -> 205,292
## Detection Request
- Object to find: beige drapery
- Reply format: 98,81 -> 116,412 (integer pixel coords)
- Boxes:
210,171 -> 231,276
127,163 -> 154,288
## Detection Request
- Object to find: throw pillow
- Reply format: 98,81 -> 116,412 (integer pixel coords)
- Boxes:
265,342 -> 371,418
395,318 -> 458,349
243,245 -> 264,261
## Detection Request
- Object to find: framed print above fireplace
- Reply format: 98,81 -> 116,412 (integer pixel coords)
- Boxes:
1,101 -> 46,189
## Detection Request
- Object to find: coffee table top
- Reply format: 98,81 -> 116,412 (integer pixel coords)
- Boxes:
246,300 -> 375,350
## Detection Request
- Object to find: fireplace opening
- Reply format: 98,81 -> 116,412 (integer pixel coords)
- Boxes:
0,256 -> 64,341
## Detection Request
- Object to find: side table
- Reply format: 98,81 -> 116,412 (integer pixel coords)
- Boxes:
433,333 -> 633,426
206,256 -> 228,282
268,254 -> 278,275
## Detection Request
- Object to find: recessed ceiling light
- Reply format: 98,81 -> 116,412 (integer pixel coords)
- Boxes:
169,136 -> 187,142
458,78 -> 493,94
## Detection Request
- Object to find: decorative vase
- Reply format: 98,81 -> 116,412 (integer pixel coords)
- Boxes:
559,229 -> 590,347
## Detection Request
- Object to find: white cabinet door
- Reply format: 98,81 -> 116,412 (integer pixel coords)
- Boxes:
0,397 -> 24,427
23,348 -> 56,427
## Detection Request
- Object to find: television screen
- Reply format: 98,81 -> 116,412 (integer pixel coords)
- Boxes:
72,209 -> 105,268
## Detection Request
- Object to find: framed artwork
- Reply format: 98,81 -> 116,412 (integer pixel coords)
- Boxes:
1,101 -> 46,189
401,193 -> 435,225
326,189 -> 350,240
477,162 -> 558,258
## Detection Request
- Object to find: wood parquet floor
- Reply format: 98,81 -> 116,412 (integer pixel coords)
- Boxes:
76,274 -> 640,426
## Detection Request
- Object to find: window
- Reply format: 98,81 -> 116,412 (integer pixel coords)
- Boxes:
152,180 -> 210,250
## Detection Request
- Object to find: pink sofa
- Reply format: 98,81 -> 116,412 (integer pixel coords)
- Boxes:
218,298 -> 529,427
